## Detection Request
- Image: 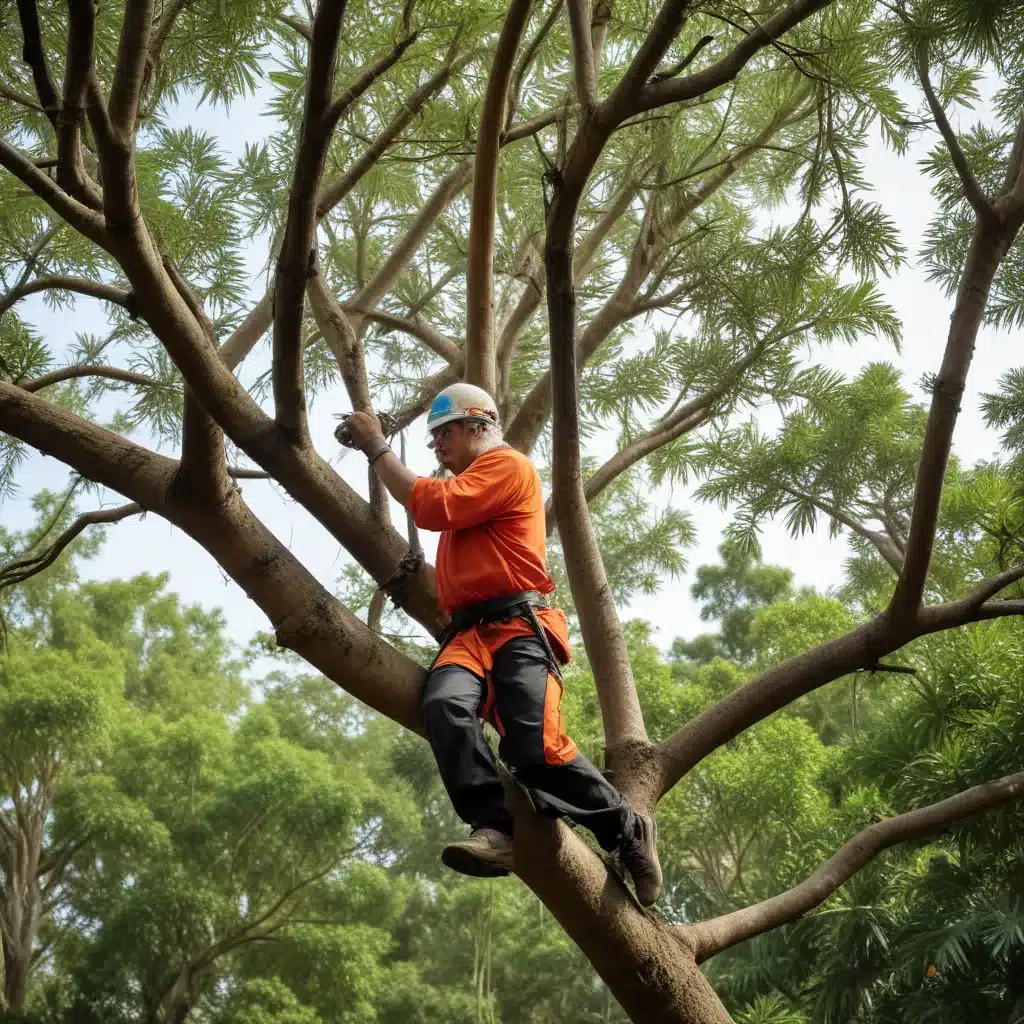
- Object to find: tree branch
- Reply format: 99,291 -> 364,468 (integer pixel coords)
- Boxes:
601,0 -> 692,123
15,0 -> 60,126
0,140 -> 108,247
916,38 -> 994,222
656,562 -> 1024,803
505,0 -> 564,131
108,0 -> 155,137
688,771 -> 1024,962
0,503 -> 144,591
273,0 -> 351,445
889,203 -> 1024,619
0,380 -> 429,727
162,256 -> 231,493
780,485 -> 906,574
228,465 -> 271,480
503,103 -> 577,143
58,0 -> 103,208
352,308 -> 463,365
567,0 -> 599,110
636,0 -> 836,116
316,61 -> 457,218
306,267 -> 373,411
220,65 -> 464,377
326,32 -> 419,131
346,160 -> 472,338
20,364 -> 173,393
0,275 -> 134,321
465,0 -> 534,395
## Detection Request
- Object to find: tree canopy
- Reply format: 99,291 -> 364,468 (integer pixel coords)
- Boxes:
2,0 -> 1024,1021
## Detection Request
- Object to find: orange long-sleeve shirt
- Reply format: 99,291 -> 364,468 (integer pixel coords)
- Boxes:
408,446 -> 571,673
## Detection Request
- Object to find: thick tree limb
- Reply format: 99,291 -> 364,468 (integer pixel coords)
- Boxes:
465,0 -> 534,395
590,0 -> 613,71
914,563 -> 1024,632
228,466 -> 271,480
688,771 -> 1024,963
636,0 -> 836,116
0,141 -> 108,247
15,0 -> 60,126
108,0 -> 155,137
655,578 -> 1024,804
0,381 -> 428,727
20,364 -> 172,393
916,39 -> 994,222
889,206 -> 1024,619
0,503 -> 144,591
163,256 -> 231,492
545,196 -> 649,758
505,0 -> 565,131
220,292 -> 273,371
273,0 -> 351,445
601,0 -> 692,124
0,275 -> 134,321
567,0 -> 599,110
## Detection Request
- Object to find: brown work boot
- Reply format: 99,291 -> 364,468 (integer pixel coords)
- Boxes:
619,813 -> 663,907
442,828 -> 514,878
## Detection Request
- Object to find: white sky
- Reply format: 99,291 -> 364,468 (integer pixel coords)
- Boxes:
4,73 -> 1019,653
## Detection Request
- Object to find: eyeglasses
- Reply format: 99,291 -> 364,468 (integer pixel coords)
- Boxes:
426,423 -> 459,449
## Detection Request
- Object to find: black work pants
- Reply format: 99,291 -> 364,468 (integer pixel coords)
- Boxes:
421,635 -> 634,851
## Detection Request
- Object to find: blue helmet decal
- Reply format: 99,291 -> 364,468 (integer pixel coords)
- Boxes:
428,393 -> 453,423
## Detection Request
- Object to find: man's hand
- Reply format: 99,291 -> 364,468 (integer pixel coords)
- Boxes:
345,411 -> 385,450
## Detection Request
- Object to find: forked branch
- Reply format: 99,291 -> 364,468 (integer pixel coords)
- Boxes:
0,503 -> 144,592
688,770 -> 1024,962
635,0 -> 836,116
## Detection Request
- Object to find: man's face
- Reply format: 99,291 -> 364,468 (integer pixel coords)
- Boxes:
428,421 -> 475,473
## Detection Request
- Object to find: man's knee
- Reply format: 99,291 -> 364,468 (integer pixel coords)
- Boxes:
421,666 -> 482,730
498,726 -> 547,771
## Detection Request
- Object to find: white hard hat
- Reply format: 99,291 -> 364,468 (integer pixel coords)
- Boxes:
426,383 -> 499,432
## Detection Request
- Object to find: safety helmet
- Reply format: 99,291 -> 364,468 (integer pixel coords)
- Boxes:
426,383 -> 499,433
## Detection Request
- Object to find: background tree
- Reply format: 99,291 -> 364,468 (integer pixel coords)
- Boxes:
3,0 -> 1024,1020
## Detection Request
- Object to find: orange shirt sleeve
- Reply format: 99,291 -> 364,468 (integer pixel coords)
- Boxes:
408,450 -> 527,531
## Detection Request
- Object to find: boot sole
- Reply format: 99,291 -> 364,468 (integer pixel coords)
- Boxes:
441,845 -> 512,878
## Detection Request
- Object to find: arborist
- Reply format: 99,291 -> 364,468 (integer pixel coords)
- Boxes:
341,383 -> 663,905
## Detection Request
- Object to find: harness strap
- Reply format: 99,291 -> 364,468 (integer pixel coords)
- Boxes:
429,590 -> 563,679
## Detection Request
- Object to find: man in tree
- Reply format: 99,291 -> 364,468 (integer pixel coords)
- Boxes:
343,384 -> 663,904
